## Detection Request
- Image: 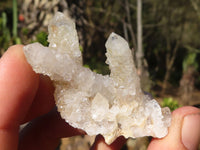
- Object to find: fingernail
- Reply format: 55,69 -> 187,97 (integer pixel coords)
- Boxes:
182,113 -> 200,150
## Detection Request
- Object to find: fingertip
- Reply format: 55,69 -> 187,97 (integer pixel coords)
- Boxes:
0,44 -> 39,128
7,44 -> 24,49
148,106 -> 200,150
6,45 -> 24,52
0,44 -> 39,149
3,45 -> 24,60
172,106 -> 200,116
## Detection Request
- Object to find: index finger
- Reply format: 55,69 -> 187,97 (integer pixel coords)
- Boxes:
0,45 -> 40,149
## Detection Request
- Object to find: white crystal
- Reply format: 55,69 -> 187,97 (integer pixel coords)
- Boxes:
23,12 -> 171,144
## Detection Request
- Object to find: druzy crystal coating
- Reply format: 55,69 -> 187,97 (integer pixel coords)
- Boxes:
23,12 -> 171,144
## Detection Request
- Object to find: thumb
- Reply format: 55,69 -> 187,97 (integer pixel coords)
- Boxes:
148,106 -> 200,150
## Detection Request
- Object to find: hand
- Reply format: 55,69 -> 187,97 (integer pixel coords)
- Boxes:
0,45 -> 126,150
0,45 -> 84,150
0,45 -> 199,150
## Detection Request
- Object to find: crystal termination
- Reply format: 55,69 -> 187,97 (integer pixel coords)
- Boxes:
23,12 -> 171,144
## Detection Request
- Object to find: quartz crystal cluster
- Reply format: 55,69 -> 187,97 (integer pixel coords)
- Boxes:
23,12 -> 171,144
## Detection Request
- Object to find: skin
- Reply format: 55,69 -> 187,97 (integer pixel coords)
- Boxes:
0,45 -> 199,150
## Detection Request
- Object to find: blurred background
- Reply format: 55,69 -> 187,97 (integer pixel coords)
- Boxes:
0,0 -> 200,149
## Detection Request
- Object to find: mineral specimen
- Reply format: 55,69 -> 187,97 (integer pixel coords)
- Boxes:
23,12 -> 171,144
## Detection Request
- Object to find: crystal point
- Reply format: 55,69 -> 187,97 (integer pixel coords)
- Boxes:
23,12 -> 171,144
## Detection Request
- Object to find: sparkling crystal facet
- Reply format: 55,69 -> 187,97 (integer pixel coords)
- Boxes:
23,12 -> 171,144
